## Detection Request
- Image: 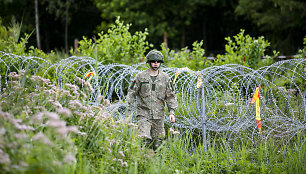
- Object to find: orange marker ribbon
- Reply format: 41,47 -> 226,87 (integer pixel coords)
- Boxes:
251,86 -> 262,133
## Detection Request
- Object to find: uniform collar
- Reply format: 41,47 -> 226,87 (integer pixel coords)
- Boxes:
145,69 -> 162,83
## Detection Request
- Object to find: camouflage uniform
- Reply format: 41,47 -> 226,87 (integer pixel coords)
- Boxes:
127,69 -> 177,149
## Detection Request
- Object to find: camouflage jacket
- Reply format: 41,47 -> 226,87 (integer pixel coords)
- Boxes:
127,69 -> 177,119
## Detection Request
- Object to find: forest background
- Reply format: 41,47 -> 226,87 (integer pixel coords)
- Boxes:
0,0 -> 305,57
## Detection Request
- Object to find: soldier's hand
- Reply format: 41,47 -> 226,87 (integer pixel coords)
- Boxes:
169,114 -> 175,123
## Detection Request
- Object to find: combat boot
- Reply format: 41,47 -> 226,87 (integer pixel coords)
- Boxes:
144,138 -> 153,148
152,138 -> 163,151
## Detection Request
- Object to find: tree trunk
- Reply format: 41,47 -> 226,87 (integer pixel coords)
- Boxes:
163,31 -> 168,49
65,0 -> 71,54
74,38 -> 78,55
65,0 -> 69,54
65,18 -> 68,53
202,20 -> 207,54
35,0 -> 41,50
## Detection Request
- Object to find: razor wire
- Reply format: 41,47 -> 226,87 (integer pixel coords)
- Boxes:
0,51 -> 50,89
1,51 -> 305,143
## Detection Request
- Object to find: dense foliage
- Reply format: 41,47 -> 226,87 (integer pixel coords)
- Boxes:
73,17 -> 152,65
0,0 -> 305,54
236,0 -> 306,53
215,29 -> 278,69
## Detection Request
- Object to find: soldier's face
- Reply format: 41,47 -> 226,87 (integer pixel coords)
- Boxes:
149,61 -> 161,70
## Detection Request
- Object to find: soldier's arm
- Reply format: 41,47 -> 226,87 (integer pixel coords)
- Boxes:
126,75 -> 140,105
165,79 -> 177,116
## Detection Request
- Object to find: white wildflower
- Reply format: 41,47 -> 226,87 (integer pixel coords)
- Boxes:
32,132 -> 53,146
12,86 -> 20,90
80,91 -> 87,99
63,153 -> 76,164
44,89 -> 53,94
46,119 -> 66,128
42,78 -> 50,85
287,89 -> 297,93
0,150 -> 11,164
56,127 -> 69,136
8,72 -> 18,79
57,108 -> 72,117
65,83 -> 79,91
32,112 -> 44,123
72,90 -> 80,97
19,161 -> 28,167
33,106 -> 43,110
76,77 -> 86,86
67,126 -> 80,134
69,100 -> 83,108
45,112 -> 60,120
0,127 -> 6,136
97,95 -> 104,101
30,76 -> 40,82
50,100 -> 63,108
128,122 -> 137,128
8,80 -> 18,85
104,99 -> 111,106
81,105 -> 88,111
169,127 -> 174,134
121,161 -> 128,167
79,132 -> 87,136
119,151 -> 125,157
173,131 -> 180,135
169,127 -> 180,135
53,161 -> 62,166
278,87 -> 286,91
61,89 -> 71,95
225,103 -> 234,106
14,133 -> 27,139
13,122 -> 34,131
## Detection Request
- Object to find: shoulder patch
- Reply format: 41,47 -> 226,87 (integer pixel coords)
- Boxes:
130,80 -> 136,89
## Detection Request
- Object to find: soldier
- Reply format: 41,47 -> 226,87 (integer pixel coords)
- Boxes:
127,50 -> 177,151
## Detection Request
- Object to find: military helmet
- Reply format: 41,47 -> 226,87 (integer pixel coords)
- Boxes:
146,50 -> 164,63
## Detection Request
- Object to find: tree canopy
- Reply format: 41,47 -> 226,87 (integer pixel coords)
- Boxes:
235,0 -> 306,54
0,0 -> 304,55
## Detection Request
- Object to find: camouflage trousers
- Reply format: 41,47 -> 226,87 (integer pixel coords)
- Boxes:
136,115 -> 165,150
136,115 -> 165,139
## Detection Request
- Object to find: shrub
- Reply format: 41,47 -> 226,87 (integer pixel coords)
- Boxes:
0,71 -> 78,173
162,41 -> 212,71
0,18 -> 29,55
215,29 -> 278,69
73,17 -> 152,65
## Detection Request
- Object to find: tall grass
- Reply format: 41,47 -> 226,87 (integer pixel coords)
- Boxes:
0,71 -> 305,173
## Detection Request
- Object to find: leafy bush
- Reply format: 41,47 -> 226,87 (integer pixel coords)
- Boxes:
0,70 -> 150,173
0,17 -> 58,62
0,71 -> 78,173
73,17 -> 152,65
297,36 -> 306,58
0,18 -> 29,55
162,41 -> 212,71
215,29 -> 278,69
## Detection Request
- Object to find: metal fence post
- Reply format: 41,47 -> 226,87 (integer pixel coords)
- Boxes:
201,86 -> 207,152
